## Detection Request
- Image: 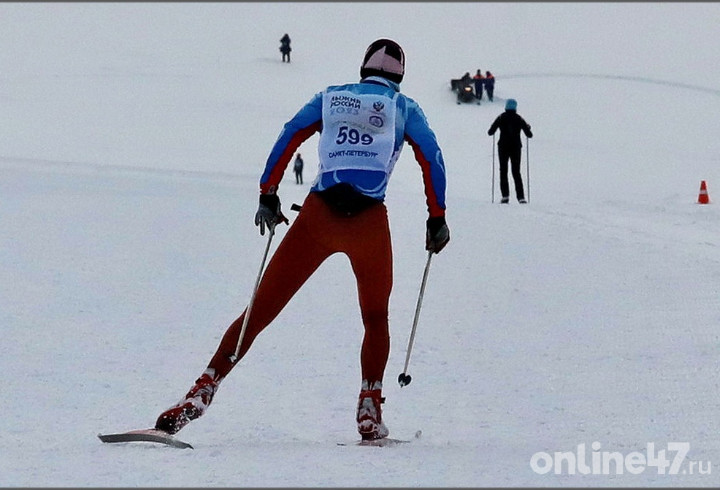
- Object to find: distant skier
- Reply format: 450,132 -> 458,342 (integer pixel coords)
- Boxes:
488,98 -> 533,203
280,33 -> 291,63
484,71 -> 495,102
293,153 -> 304,184
154,38 -> 449,442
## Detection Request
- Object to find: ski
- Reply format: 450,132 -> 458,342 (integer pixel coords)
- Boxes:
337,430 -> 422,447
97,428 -> 193,449
338,437 -> 411,447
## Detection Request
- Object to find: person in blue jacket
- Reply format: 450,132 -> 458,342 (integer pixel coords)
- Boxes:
154,38 -> 450,442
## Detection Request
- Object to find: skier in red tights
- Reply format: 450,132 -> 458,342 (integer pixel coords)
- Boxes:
154,38 -> 449,441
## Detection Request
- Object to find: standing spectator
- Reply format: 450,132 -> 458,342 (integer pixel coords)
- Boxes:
472,69 -> 485,101
484,71 -> 495,102
487,98 -> 533,203
280,33 -> 291,63
293,153 -> 304,184
153,38 -> 449,442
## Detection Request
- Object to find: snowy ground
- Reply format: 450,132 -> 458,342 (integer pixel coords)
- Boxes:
2,2 -> 720,487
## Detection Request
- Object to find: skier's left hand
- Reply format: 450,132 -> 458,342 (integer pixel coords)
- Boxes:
426,216 -> 450,253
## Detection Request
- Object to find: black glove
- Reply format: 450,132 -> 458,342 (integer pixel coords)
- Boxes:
254,193 -> 289,236
426,216 -> 450,254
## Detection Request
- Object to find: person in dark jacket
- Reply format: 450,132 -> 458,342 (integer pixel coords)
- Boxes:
280,33 -> 291,63
473,69 -> 485,101
488,98 -> 533,203
484,71 -> 495,102
293,153 -> 304,184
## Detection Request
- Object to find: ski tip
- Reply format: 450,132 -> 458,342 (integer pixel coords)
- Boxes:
98,428 -> 194,449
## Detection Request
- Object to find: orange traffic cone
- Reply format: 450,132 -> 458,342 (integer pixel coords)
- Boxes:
698,180 -> 710,204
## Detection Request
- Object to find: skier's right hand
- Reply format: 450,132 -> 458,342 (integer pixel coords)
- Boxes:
254,193 -> 289,236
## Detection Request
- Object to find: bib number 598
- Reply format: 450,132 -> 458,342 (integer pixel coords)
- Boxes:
336,126 -> 373,145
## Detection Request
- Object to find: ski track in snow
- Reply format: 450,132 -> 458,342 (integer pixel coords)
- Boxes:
503,72 -> 720,97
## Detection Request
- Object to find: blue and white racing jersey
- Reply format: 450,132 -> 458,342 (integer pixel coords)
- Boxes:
260,76 -> 447,217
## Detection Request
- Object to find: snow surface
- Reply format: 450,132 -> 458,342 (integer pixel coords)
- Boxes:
2,2 -> 720,487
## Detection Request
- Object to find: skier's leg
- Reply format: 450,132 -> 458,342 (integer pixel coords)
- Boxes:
155,193 -> 334,434
341,203 -> 392,439
498,146 -> 510,201
344,206 -> 392,383
510,147 -> 525,201
208,195 -> 335,377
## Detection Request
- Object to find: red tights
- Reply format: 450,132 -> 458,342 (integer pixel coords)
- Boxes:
206,192 -> 393,384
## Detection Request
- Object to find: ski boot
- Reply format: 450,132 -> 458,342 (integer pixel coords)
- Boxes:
155,371 -> 218,435
356,380 -> 389,440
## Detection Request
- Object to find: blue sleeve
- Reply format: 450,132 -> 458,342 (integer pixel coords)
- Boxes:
403,98 -> 447,216
260,92 -> 323,193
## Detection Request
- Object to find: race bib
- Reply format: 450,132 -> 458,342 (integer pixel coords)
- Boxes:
318,90 -> 398,174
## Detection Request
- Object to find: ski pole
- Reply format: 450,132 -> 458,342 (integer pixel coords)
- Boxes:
525,135 -> 530,202
398,250 -> 433,387
491,133 -> 496,203
229,226 -> 275,364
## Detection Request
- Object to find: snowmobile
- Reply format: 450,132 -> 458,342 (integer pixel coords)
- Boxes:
456,81 -> 478,104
